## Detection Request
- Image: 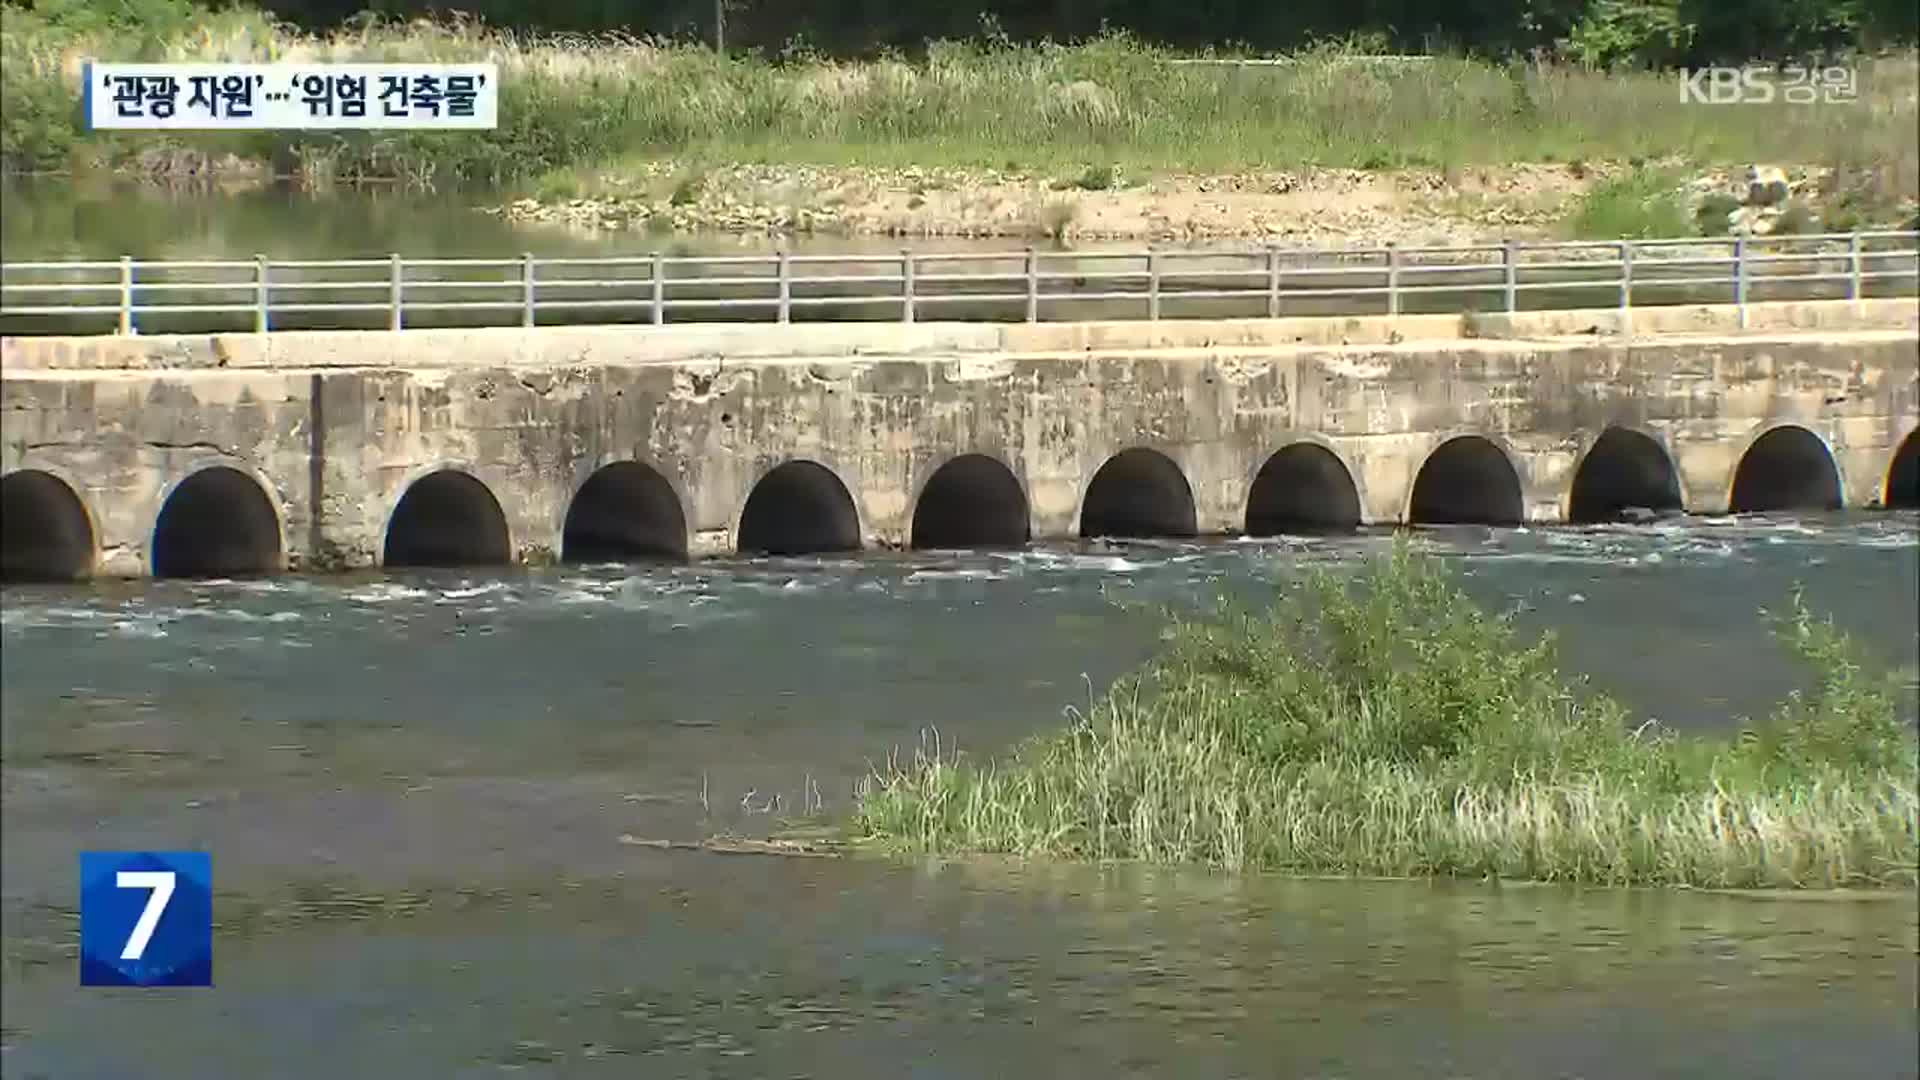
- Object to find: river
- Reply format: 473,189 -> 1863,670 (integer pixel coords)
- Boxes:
0,179 -> 1012,262
0,180 -> 1225,336
2,516 -> 1917,1077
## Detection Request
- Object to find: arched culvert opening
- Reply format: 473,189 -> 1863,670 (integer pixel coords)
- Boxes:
911,454 -> 1030,550
563,462 -> 688,563
1729,425 -> 1841,513
736,460 -> 861,555
1408,436 -> 1524,526
1568,427 -> 1684,524
151,466 -> 283,578
1,470 -> 95,582
1886,431 -> 1919,509
384,469 -> 512,568
1244,443 -> 1362,535
1080,448 -> 1198,539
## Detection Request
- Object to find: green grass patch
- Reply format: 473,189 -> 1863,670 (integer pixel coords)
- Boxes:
1694,190 -> 1742,234
1054,162 -> 1120,191
5,6 -> 1917,188
1567,167 -> 1694,238
851,544 -> 1919,889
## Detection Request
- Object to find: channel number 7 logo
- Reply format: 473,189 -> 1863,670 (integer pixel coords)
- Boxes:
79,852 -> 214,986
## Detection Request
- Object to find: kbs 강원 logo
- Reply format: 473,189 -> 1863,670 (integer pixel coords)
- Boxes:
1678,65 -> 1859,105
79,851 -> 213,987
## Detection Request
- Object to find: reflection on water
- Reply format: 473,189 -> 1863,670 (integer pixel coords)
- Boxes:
0,179 -> 1104,262
0,181 -> 1304,335
2,514 -> 1916,1076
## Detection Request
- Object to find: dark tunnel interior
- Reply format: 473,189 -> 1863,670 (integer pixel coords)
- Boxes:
1568,427 -> 1685,523
1885,431 -> 1918,509
563,462 -> 689,563
1728,426 -> 1842,513
1407,436 -> 1524,526
151,466 -> 283,578
1,470 -> 95,582
911,454 -> 1030,549
384,470 -> 513,568
1244,443 -> 1363,535
1079,448 -> 1198,539
736,460 -> 862,555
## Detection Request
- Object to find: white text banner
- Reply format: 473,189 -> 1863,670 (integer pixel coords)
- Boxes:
83,62 -> 499,130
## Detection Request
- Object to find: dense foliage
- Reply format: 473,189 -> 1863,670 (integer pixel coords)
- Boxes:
7,0 -> 1917,62
6,1 -> 1916,182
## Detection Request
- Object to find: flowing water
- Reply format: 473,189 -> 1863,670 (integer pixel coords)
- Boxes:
2,515 -> 1917,1077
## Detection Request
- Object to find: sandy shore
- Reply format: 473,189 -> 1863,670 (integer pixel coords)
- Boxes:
485,161 -> 1626,246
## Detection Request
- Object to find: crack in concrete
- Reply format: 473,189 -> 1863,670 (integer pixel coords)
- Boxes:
143,440 -> 232,454
19,438 -> 238,454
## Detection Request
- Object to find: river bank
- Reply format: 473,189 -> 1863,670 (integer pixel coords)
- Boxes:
852,544 -> 1920,888
490,159 -> 1615,244
486,159 -> 1920,243
5,9 -> 1917,243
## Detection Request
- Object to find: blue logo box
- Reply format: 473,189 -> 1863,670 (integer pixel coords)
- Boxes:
79,851 -> 213,987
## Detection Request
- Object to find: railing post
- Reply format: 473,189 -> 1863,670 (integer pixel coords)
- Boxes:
1618,240 -> 1633,334
387,253 -> 403,331
521,252 -> 536,328
254,253 -> 269,334
1024,246 -> 1039,323
776,248 -> 791,324
1847,232 -> 1863,305
1733,235 -> 1748,329
117,255 -> 133,336
650,252 -> 665,326
1502,239 -> 1518,313
1147,248 -> 1161,321
901,249 -> 916,324
1385,243 -> 1400,317
1265,245 -> 1281,319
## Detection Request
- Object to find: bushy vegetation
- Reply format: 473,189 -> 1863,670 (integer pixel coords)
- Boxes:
231,0 -> 1920,66
1568,167 -> 1696,238
4,4 -> 1917,186
852,545 -> 1919,888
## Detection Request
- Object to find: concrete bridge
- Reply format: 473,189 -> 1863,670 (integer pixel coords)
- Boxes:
2,300 -> 1916,581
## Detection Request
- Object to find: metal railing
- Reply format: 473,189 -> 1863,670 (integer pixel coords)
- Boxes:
1,231 -> 1915,336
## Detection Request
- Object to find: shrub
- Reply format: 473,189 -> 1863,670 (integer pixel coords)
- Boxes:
853,543 -> 1920,887
1569,168 -> 1694,238
1694,191 -> 1741,234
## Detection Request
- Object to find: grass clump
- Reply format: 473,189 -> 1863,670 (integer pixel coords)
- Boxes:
852,544 -> 1919,888
1771,200 -> 1821,235
1032,196 -> 1080,238
667,167 -> 708,206
1567,166 -> 1694,238
1693,190 -> 1741,234
1055,163 -> 1120,191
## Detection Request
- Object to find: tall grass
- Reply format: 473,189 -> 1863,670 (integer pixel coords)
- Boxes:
1567,166 -> 1695,237
4,7 -> 1918,187
852,545 -> 1919,888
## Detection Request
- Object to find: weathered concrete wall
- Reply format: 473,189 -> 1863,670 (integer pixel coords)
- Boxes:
3,303 -> 1916,577
7,299 -> 1915,373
